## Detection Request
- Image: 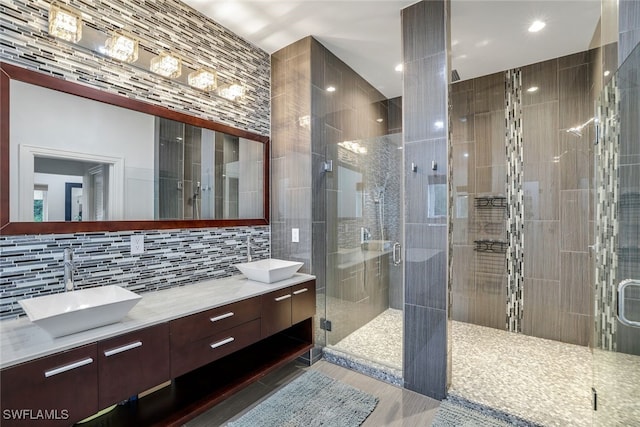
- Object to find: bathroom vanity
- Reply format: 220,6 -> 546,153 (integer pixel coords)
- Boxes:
0,274 -> 315,426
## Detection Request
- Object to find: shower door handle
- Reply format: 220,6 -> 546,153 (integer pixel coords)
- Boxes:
618,279 -> 640,328
392,242 -> 402,266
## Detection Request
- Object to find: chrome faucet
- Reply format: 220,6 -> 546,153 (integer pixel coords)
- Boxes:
247,236 -> 253,262
63,248 -> 76,292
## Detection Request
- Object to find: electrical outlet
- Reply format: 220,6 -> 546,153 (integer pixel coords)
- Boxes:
292,228 -> 299,243
131,235 -> 144,255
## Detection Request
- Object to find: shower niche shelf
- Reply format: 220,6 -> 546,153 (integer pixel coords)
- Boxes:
474,195 -> 507,209
473,240 -> 508,254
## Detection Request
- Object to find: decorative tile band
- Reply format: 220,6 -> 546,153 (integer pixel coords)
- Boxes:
1,0 -> 270,136
505,69 -> 524,332
595,76 -> 620,350
0,226 -> 270,319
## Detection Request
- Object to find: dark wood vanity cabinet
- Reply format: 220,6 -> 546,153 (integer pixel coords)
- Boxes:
0,280 -> 316,427
261,280 -> 316,338
97,323 -> 170,408
0,344 -> 98,426
169,297 -> 262,378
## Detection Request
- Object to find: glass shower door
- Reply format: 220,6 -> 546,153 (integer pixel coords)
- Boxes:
593,42 -> 640,426
323,131 -> 404,376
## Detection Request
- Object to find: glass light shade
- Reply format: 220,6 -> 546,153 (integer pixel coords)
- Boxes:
49,4 -> 82,43
218,83 -> 246,101
104,32 -> 139,63
188,68 -> 217,91
150,52 -> 182,78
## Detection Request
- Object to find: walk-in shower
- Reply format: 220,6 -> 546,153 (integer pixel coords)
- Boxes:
448,42 -> 640,426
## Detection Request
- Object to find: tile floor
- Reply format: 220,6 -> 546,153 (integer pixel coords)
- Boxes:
185,360 -> 440,426
327,310 -> 640,426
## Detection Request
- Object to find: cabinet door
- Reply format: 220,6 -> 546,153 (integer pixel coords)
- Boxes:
260,287 -> 293,338
292,280 -> 316,325
0,344 -> 98,426
98,323 -> 170,408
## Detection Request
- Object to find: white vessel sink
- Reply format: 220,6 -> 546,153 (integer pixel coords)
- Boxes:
18,285 -> 142,338
235,259 -> 304,284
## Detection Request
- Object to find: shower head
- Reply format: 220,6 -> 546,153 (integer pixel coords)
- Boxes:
566,117 -> 594,137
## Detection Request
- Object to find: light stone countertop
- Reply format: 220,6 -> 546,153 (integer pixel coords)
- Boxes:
0,273 -> 315,370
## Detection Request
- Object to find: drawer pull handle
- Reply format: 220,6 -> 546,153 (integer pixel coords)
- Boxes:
45,358 -> 94,378
210,337 -> 235,349
274,294 -> 292,302
104,341 -> 143,357
210,312 -> 234,323
293,288 -> 308,295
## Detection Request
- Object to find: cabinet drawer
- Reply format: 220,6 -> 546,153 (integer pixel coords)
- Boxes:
170,318 -> 261,378
292,280 -> 316,325
261,287 -> 293,338
170,297 -> 261,347
98,323 -> 170,408
0,344 -> 98,426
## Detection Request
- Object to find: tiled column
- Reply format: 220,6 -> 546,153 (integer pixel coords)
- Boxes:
619,0 -> 640,63
271,40 -> 313,273
401,0 -> 450,399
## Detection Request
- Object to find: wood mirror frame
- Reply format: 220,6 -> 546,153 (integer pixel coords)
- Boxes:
0,62 -> 270,235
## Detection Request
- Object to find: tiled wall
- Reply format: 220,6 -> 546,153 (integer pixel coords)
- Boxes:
1,227 -> 270,319
450,49 -> 599,346
1,0 -> 270,135
450,72 -> 509,331
402,0 -> 450,400
1,0 -> 272,318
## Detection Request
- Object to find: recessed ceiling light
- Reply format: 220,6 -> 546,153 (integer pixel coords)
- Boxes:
376,118 -> 384,123
528,20 -> 546,33
326,86 -> 336,92
434,121 -> 444,129
395,63 -> 403,72
604,70 -> 610,77
527,86 -> 539,93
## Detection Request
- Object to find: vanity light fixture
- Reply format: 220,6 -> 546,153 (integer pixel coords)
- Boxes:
188,67 -> 217,91
104,31 -> 139,63
528,20 -> 546,33
218,83 -> 246,101
48,3 -> 82,43
150,52 -> 182,78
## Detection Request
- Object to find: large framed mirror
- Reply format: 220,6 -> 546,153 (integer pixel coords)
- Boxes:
0,62 -> 269,234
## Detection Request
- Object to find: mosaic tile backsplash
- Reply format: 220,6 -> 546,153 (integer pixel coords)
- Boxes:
0,227 -> 270,319
1,0 -> 270,136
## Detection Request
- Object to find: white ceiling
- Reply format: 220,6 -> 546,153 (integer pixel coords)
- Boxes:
183,0 -> 602,99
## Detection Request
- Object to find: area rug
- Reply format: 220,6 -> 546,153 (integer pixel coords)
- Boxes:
226,370 -> 378,427
433,397 -> 542,427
